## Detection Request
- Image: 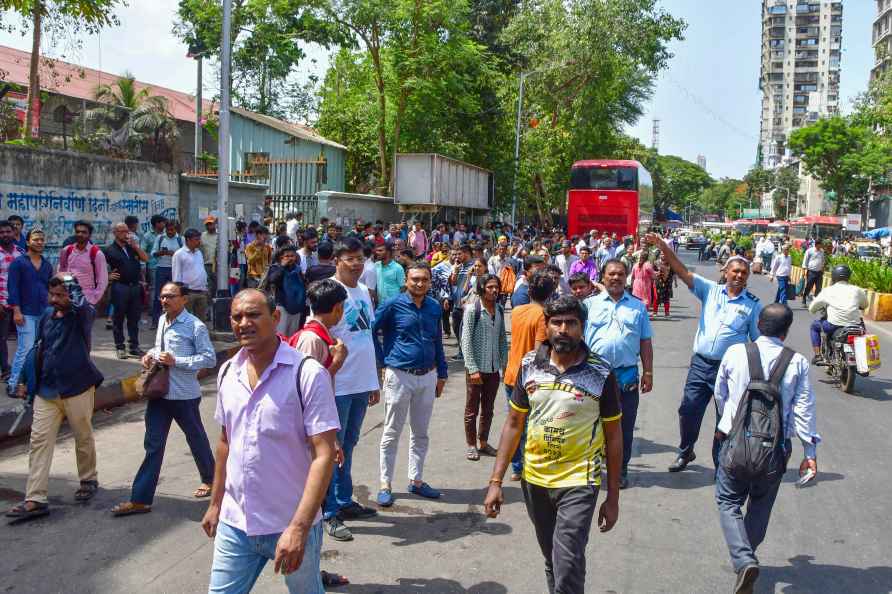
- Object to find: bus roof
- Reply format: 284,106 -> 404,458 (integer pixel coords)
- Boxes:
571,159 -> 642,168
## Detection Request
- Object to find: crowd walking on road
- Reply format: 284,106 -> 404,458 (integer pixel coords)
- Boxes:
2,215 -> 825,594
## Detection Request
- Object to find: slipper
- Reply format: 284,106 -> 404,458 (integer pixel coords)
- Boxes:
111,502 -> 152,517
74,480 -> 99,502
478,444 -> 498,457
321,570 -> 349,588
5,501 -> 49,521
193,485 -> 212,498
466,447 -> 480,461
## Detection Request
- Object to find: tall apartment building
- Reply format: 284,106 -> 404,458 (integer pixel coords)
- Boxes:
872,0 -> 892,80
696,154 -> 707,170
759,1 -> 842,216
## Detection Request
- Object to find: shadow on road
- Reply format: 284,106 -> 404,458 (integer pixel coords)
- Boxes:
338,578 -> 508,594
757,555 -> 892,594
634,437 -> 677,457
348,508 -> 512,547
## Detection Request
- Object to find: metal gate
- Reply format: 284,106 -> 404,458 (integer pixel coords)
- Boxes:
235,158 -> 327,224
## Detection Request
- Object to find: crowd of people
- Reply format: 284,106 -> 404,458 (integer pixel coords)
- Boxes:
1,214 -> 822,594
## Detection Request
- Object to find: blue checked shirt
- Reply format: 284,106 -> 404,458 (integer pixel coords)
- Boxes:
149,309 -> 216,400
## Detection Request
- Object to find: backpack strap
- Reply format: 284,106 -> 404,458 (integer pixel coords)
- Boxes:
745,342 -> 764,382
767,347 -> 795,389
295,356 -> 307,413
88,244 -> 100,288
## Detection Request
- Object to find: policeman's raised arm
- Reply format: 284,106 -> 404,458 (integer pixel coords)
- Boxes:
645,233 -> 694,290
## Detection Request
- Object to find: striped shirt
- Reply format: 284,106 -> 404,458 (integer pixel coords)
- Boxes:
460,302 -> 508,375
150,309 -> 216,400
0,244 -> 23,308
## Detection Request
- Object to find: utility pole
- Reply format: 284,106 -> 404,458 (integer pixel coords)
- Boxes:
215,0 -> 232,309
651,119 -> 660,152
195,57 -> 203,163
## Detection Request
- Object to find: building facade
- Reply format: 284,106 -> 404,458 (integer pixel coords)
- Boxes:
759,1 -> 843,216
872,0 -> 892,81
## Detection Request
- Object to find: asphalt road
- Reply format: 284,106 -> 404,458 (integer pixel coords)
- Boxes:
1,250 -> 891,594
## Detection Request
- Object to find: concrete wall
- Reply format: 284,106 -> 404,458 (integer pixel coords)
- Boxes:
179,175 -> 268,230
0,145 -> 178,263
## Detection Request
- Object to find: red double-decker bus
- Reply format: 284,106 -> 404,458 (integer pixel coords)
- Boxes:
566,159 -> 654,239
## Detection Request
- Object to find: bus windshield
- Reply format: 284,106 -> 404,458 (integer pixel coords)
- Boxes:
570,166 -> 637,190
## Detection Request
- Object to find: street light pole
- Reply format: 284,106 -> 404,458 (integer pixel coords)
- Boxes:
216,0 -> 232,299
511,72 -> 527,228
194,56 -> 202,163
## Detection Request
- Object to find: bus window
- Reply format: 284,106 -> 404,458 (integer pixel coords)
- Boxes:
570,166 -> 637,191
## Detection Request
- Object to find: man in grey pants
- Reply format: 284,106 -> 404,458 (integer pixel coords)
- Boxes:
373,262 -> 448,508
484,296 -> 623,594
713,304 -> 820,594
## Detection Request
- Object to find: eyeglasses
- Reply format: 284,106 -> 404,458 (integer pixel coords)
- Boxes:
159,294 -> 184,300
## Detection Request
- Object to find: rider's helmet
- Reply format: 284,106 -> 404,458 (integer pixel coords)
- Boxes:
831,264 -> 852,284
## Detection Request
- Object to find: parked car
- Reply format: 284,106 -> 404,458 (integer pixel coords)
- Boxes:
685,234 -> 707,250
853,241 -> 883,262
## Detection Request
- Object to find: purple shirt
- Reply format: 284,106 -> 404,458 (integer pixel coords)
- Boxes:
215,342 -> 340,536
569,258 -> 599,282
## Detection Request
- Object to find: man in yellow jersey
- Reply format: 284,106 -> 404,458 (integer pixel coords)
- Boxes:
484,295 -> 622,594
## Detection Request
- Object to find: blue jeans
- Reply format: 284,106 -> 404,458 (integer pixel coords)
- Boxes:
131,397 -> 215,505
504,384 -> 526,475
618,379 -> 640,474
774,276 -> 790,304
8,314 -> 39,390
715,439 -> 790,572
678,354 -> 723,467
208,520 -> 324,594
810,319 -> 840,349
322,392 -> 369,519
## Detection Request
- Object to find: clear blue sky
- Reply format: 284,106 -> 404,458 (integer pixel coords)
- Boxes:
627,0 -> 876,180
1,0 -> 877,181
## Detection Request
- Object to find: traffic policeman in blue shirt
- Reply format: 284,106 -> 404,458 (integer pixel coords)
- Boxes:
583,258 -> 654,489
646,233 -> 762,472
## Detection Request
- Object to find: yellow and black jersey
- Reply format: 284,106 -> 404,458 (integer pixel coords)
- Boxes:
510,344 -> 621,489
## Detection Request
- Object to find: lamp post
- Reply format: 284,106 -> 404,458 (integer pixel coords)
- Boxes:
212,0 -> 232,332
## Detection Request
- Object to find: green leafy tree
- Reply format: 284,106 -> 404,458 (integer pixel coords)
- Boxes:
694,178 -> 747,219
174,0 -> 342,116
1,0 -> 122,139
788,116 -> 892,214
500,0 -> 685,219
88,72 -> 178,161
653,154 -> 712,214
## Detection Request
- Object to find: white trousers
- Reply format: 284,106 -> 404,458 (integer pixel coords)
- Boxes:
379,368 -> 437,485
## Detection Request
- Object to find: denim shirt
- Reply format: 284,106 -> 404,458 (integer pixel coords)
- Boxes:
150,309 -> 216,400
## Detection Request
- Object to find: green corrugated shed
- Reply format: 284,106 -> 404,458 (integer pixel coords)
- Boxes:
228,107 -> 346,192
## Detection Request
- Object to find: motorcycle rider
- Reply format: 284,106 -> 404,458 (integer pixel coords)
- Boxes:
807,265 -> 868,365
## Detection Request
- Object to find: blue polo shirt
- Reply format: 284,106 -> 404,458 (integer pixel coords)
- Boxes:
372,292 -> 448,379
583,291 -> 652,382
690,274 -> 762,360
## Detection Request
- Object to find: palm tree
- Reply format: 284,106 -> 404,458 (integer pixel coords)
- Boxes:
89,71 -> 178,161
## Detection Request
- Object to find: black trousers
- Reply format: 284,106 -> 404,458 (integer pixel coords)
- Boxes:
111,282 -> 142,350
0,307 -> 10,374
802,270 -> 823,302
441,301 -> 452,336
522,481 -> 599,594
451,307 -> 464,356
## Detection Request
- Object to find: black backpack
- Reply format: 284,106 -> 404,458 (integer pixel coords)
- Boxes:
721,343 -> 794,481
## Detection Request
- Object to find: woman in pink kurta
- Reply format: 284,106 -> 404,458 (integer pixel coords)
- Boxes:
631,251 -> 656,309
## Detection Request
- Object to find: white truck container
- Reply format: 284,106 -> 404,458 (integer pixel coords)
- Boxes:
393,153 -> 493,211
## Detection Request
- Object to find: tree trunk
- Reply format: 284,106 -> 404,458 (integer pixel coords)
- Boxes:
390,90 -> 407,196
24,1 -> 42,140
369,26 -> 388,194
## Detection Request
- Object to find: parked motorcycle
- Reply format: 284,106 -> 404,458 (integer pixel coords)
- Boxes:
821,324 -> 869,394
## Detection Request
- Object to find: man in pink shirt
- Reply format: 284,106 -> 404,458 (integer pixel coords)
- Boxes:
58,220 -> 108,306
202,289 -> 339,594
408,221 -> 428,257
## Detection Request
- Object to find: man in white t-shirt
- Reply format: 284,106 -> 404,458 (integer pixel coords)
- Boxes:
359,242 -> 378,304
322,237 -> 381,542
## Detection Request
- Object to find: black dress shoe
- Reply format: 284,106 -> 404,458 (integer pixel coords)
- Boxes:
734,564 -> 759,594
129,348 -> 146,357
668,452 -> 696,472
619,475 -> 629,490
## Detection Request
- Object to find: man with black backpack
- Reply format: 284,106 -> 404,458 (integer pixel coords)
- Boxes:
713,304 -> 820,594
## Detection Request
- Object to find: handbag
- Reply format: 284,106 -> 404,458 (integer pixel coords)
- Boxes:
135,322 -> 171,400
785,282 -> 797,301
